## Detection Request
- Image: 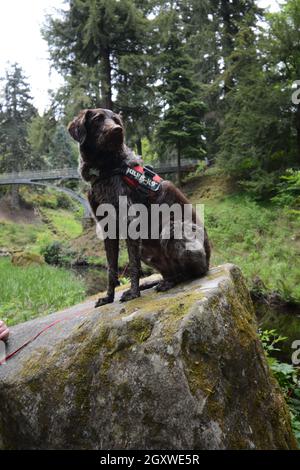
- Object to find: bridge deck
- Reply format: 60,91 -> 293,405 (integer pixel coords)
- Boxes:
0,162 -> 199,218
0,161 -> 198,185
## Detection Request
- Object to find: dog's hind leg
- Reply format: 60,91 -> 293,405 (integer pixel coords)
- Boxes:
153,228 -> 209,293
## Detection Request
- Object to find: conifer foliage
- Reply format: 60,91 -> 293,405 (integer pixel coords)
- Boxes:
0,0 -> 300,196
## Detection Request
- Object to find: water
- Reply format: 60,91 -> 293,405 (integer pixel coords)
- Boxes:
71,265 -> 107,296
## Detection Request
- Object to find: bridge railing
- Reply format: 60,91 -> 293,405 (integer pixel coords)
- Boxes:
0,168 -> 80,181
0,159 -> 200,182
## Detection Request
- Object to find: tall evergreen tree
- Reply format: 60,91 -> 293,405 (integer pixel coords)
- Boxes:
115,10 -> 161,155
189,0 -> 262,159
267,0 -> 300,162
48,122 -> 77,168
215,9 -> 298,197
0,64 -> 36,173
27,107 -> 57,166
43,0 -> 147,111
0,64 -> 37,205
155,8 -> 206,184
211,0 -> 262,94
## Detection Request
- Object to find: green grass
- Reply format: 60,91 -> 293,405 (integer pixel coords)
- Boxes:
41,208 -> 83,239
0,219 -> 53,252
201,194 -> 300,301
0,208 -> 83,254
0,258 -> 86,326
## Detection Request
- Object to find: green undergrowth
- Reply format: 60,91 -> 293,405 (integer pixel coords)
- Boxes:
0,257 -> 85,326
194,193 -> 300,303
260,329 -> 300,447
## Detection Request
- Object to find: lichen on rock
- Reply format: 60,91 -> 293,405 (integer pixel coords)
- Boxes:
0,264 -> 297,450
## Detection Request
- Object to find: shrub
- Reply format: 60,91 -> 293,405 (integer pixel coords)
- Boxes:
272,169 -> 300,217
260,329 -> 300,446
41,241 -> 85,267
239,170 -> 279,200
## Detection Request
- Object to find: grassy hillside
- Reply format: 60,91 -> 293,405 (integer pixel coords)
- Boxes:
0,258 -> 85,326
0,187 -> 87,325
186,173 -> 300,303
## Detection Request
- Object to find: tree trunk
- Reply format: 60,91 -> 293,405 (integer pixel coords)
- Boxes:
136,138 -> 142,156
177,142 -> 182,187
100,49 -> 113,110
221,0 -> 235,95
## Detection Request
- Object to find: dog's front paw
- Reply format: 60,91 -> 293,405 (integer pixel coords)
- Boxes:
120,289 -> 140,303
155,280 -> 176,292
95,295 -> 114,308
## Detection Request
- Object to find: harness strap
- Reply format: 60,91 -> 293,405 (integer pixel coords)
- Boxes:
90,164 -> 163,194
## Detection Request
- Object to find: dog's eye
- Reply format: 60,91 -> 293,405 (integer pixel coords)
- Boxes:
113,115 -> 121,125
92,114 -> 104,122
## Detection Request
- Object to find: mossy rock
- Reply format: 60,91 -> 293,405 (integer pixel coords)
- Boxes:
11,252 -> 45,267
0,264 -> 297,450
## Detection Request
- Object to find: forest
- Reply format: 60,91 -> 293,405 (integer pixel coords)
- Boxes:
0,0 -> 299,195
0,0 -> 300,447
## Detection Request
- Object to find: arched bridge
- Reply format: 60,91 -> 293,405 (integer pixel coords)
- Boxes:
0,160 -> 199,218
0,168 -> 92,218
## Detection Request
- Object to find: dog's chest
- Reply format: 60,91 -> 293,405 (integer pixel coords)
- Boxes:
92,176 -> 132,206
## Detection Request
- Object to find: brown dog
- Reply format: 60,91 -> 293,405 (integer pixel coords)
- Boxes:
68,108 -> 211,307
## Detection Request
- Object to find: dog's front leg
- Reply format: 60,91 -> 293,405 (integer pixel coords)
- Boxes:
120,239 -> 141,302
95,238 -> 119,308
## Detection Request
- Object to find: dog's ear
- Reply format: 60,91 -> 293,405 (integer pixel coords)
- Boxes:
68,110 -> 91,144
118,111 -> 123,119
117,111 -> 124,127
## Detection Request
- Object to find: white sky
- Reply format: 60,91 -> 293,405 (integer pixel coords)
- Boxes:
0,0 -> 284,114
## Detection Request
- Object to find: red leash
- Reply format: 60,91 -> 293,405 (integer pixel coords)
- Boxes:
0,309 -> 91,366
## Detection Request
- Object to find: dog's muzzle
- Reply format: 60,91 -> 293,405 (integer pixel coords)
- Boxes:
102,125 -> 124,147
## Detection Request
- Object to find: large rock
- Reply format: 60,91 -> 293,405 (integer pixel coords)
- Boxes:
0,264 -> 297,450
11,251 -> 45,267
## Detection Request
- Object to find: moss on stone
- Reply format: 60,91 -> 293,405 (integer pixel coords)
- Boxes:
160,291 -> 205,343
129,316 -> 153,343
2,265 -> 298,450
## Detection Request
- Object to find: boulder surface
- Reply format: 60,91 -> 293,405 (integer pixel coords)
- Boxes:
0,264 -> 297,450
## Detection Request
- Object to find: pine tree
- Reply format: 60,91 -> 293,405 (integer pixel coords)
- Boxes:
48,123 -> 78,168
0,63 -> 36,173
215,13 -> 297,197
115,6 -> 160,155
267,0 -> 300,162
211,0 -> 262,94
27,108 -> 57,166
43,0 -> 147,110
156,25 -> 206,185
187,0 -> 262,159
0,64 -> 37,206
180,0 -> 222,159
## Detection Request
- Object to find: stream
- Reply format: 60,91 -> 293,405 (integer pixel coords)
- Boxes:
71,264 -> 108,296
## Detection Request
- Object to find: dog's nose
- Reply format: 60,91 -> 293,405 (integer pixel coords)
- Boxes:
110,125 -> 123,136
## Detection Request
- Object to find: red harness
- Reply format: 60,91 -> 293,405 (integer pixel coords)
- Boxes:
90,164 -> 163,195
122,165 -> 162,192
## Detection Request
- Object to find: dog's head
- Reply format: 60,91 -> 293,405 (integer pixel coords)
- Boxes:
68,108 -> 124,155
